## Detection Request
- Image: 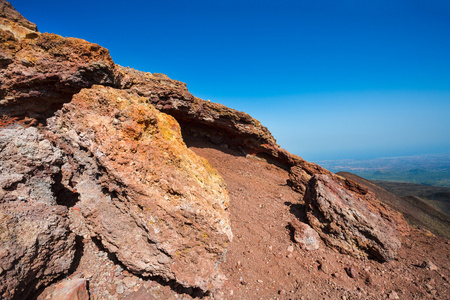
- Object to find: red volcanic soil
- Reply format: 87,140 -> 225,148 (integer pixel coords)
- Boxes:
37,138 -> 450,300
188,141 -> 450,300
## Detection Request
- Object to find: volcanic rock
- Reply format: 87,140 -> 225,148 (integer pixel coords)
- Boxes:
304,174 -> 403,262
0,127 -> 62,204
288,219 -> 320,251
48,278 -> 89,300
0,126 -> 75,299
0,2 -> 115,122
0,0 -> 37,31
46,85 -> 232,291
115,66 -> 280,160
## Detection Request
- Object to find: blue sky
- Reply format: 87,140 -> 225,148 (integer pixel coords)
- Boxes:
12,0 -> 450,161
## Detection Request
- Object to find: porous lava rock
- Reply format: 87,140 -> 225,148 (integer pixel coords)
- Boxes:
46,85 -> 232,291
289,219 -> 321,251
45,278 -> 89,300
115,66 -> 279,159
0,127 -> 62,204
0,126 -> 75,300
0,2 -> 417,298
0,0 -> 37,31
0,0 -> 115,122
304,174 -> 405,262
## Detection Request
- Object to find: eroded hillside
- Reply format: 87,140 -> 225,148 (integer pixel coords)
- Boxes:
0,1 -> 448,299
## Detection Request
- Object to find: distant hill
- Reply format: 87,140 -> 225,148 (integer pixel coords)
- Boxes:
337,172 -> 450,239
371,180 -> 450,216
318,153 -> 450,188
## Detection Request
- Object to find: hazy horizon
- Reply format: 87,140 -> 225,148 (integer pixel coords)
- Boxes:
12,0 -> 450,161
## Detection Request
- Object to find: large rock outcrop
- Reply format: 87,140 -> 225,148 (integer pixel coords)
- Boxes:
304,174 -> 407,262
0,1 -> 412,297
0,0 -> 115,122
46,85 -> 232,291
0,127 -> 75,299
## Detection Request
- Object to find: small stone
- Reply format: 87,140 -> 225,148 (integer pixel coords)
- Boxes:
387,290 -> 399,299
116,284 -> 124,294
344,267 -> 358,279
51,278 -> 89,300
317,260 -> 329,274
123,277 -> 137,288
230,290 -> 233,295
421,260 -> 438,271
257,279 -> 263,283
287,245 -> 294,253
143,281 -> 154,289
82,270 -> 93,279
289,220 -> 321,251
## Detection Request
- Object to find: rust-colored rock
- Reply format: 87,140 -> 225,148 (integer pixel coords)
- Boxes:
115,66 -> 278,158
50,278 -> 89,300
47,85 -> 232,291
0,126 -> 76,299
304,174 -> 406,262
289,219 -> 321,251
0,0 -> 37,32
0,1 -> 115,122
0,201 -> 75,299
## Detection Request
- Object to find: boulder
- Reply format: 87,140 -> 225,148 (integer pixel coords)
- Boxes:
115,66 -> 278,158
304,174 -> 403,262
47,85 -> 232,291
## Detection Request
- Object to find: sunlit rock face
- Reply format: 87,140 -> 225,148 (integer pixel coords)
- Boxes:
0,127 -> 75,300
304,174 -> 408,262
47,85 -> 232,291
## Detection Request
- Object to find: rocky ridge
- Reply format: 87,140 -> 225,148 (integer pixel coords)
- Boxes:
0,1 -> 443,299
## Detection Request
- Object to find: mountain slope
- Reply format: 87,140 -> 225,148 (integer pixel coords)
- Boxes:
338,172 -> 450,239
0,1 -> 449,299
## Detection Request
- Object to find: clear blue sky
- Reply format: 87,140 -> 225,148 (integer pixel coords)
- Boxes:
12,0 -> 450,161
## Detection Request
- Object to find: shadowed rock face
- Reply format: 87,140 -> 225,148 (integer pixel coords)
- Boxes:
304,174 -> 407,262
0,127 -> 75,300
46,85 -> 232,291
115,66 -> 281,162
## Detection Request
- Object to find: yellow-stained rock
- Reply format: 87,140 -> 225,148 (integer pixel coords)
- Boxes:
47,85 -> 232,292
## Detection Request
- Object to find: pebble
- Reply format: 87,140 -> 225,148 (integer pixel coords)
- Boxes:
421,260 -> 438,271
123,277 -> 136,288
344,266 -> 358,279
287,245 -> 294,253
387,290 -> 399,299
116,284 -> 124,294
